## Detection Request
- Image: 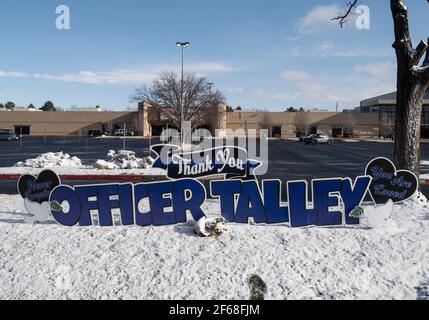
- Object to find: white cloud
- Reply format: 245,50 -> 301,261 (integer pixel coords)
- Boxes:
297,5 -> 341,35
279,70 -> 311,81
262,62 -> 396,107
329,49 -> 392,58
317,40 -> 335,51
0,62 -> 234,85
275,43 -> 392,58
270,93 -> 299,101
285,35 -> 301,42
0,71 -> 30,78
353,61 -> 396,80
188,62 -> 234,74
33,70 -> 158,85
224,87 -> 244,94
250,88 -> 266,98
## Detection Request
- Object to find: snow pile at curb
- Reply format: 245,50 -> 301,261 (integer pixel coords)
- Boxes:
14,152 -> 86,168
0,195 -> 428,300
95,150 -> 151,170
0,166 -> 165,177
9,150 -> 162,175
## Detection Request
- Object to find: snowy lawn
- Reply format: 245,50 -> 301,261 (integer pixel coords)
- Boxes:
0,195 -> 428,300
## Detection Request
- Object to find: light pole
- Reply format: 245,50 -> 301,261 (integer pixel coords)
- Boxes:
207,82 -> 214,94
176,41 -> 190,145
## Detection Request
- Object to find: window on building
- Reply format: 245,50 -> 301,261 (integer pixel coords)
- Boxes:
332,126 -> 343,138
422,106 -> 429,125
152,125 -> 167,137
379,105 -> 396,126
14,125 -> 30,135
272,126 -> 282,138
421,126 -> 429,139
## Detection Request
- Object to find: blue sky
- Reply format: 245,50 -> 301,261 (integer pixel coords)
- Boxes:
0,0 -> 428,111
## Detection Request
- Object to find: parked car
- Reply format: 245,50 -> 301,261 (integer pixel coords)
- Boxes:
88,129 -> 103,137
114,129 -> 135,136
305,134 -> 334,145
299,134 -> 315,142
0,130 -> 19,141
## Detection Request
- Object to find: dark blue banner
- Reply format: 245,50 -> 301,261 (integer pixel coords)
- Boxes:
151,144 -> 262,180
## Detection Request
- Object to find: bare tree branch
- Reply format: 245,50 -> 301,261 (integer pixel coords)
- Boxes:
294,109 -> 308,136
411,40 -> 428,67
424,37 -> 429,66
332,0 -> 359,28
130,71 -> 225,132
413,64 -> 429,81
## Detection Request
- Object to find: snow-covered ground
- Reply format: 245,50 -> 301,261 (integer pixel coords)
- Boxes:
0,195 -> 428,300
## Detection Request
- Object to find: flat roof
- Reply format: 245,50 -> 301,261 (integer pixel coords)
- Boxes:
361,91 -> 429,107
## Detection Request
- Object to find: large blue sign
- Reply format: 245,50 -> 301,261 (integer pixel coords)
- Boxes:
47,176 -> 371,228
17,156 -> 418,228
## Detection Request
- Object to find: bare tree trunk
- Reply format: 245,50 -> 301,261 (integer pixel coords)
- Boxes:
394,76 -> 426,176
390,0 -> 429,178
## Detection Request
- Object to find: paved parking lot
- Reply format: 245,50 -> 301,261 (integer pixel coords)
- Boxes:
1,137 -> 429,197
266,139 -> 429,180
0,136 -> 154,168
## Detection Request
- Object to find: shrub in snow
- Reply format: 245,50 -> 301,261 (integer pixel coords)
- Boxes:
14,152 -> 84,168
95,150 -> 149,170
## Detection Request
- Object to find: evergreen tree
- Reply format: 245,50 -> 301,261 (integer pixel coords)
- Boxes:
40,101 -> 56,112
5,101 -> 16,110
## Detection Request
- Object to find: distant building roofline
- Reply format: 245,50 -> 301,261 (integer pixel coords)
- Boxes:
361,90 -> 429,107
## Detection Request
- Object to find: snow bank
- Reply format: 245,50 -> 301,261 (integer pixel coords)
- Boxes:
14,152 -> 86,168
6,150 -> 164,176
95,150 -> 149,170
0,166 -> 166,177
0,195 -> 428,300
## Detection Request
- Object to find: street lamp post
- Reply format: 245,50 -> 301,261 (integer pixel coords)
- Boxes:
176,41 -> 190,145
207,82 -> 214,94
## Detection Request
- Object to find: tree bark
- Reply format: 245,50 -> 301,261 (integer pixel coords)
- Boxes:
390,0 -> 429,178
394,74 -> 426,176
